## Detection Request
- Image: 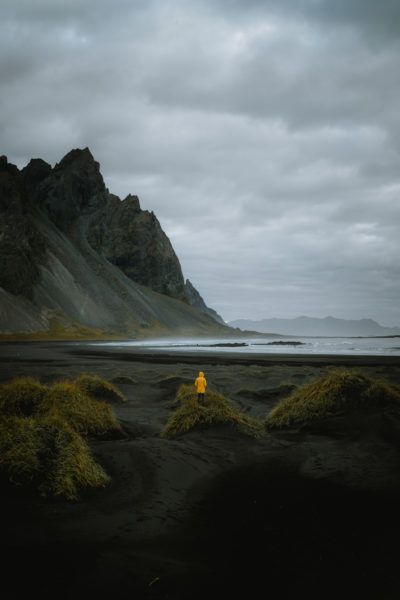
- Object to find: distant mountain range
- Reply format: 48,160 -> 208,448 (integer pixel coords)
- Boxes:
0,148 -> 226,339
229,316 -> 400,337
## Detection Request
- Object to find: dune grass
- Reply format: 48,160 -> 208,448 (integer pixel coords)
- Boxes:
0,376 -> 48,417
40,379 -> 122,437
162,384 -> 265,439
0,374 -> 124,499
266,369 -> 400,429
0,414 -> 110,500
74,373 -> 126,403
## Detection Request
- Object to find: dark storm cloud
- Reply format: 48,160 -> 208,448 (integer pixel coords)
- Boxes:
1,0 -> 400,325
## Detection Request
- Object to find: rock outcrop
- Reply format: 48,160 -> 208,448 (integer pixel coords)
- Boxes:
0,156 -> 46,299
87,194 -> 188,301
24,148 -> 109,231
185,279 -> 225,324
0,148 -> 227,339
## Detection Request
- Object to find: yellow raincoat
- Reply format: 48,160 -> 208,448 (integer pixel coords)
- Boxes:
194,371 -> 207,394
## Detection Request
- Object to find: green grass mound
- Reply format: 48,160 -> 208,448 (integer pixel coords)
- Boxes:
266,369 -> 400,429
0,375 -> 122,499
0,375 -> 122,437
0,414 -> 110,500
162,384 -> 264,439
75,373 -> 126,403
0,377 -> 48,417
41,380 -> 121,437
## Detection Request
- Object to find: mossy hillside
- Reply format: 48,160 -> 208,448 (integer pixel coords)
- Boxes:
266,369 -> 400,429
0,312 -> 211,342
0,375 -> 124,499
162,384 -> 265,439
0,316 -> 130,342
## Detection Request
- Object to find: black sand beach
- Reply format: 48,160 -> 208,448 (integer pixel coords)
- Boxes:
1,342 -> 400,599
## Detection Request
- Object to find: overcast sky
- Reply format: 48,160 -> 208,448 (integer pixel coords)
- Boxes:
2,0 -> 400,325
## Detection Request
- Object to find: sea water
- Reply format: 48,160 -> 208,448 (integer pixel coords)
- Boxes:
92,335 -> 400,356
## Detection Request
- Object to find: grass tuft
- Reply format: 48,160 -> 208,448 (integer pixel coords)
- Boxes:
41,379 -> 122,437
74,373 -> 126,403
266,369 -> 400,429
162,384 -> 265,439
0,414 -> 110,500
38,414 -> 110,499
0,374 -> 122,499
0,415 -> 43,486
0,377 -> 48,417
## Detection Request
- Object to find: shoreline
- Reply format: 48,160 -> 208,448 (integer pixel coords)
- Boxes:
1,340 -> 400,368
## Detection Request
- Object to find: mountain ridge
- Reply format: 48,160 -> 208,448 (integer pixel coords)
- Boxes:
0,148 -> 228,340
229,316 -> 400,337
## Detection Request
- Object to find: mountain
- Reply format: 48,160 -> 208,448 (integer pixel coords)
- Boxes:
0,148 -> 228,339
184,279 -> 225,325
228,316 -> 400,337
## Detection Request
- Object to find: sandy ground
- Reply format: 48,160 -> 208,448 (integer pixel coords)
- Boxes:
1,342 -> 400,599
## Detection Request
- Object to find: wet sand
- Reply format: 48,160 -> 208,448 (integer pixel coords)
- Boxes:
1,342 -> 400,599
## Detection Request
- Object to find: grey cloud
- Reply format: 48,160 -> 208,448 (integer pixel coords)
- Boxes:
139,20 -> 400,136
207,0 -> 400,43
1,0 -> 400,326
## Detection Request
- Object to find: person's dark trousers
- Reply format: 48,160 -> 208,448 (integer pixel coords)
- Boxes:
198,393 -> 204,404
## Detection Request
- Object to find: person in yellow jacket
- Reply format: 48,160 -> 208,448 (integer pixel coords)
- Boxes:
194,371 -> 207,403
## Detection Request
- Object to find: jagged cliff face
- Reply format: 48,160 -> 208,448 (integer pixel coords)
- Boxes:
87,194 -> 187,301
0,157 -> 46,298
0,148 -> 226,338
27,149 -> 186,301
185,279 -> 225,325
23,149 -> 109,231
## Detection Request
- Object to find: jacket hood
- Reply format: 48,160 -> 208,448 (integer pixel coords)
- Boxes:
199,371 -> 204,377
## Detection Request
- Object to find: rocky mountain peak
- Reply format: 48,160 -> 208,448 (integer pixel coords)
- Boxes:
0,157 -> 46,298
0,148 -> 227,338
0,156 -> 24,211
55,147 -> 97,170
21,158 -> 52,192
122,194 -> 141,212
32,147 -> 109,230
0,156 -> 19,179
